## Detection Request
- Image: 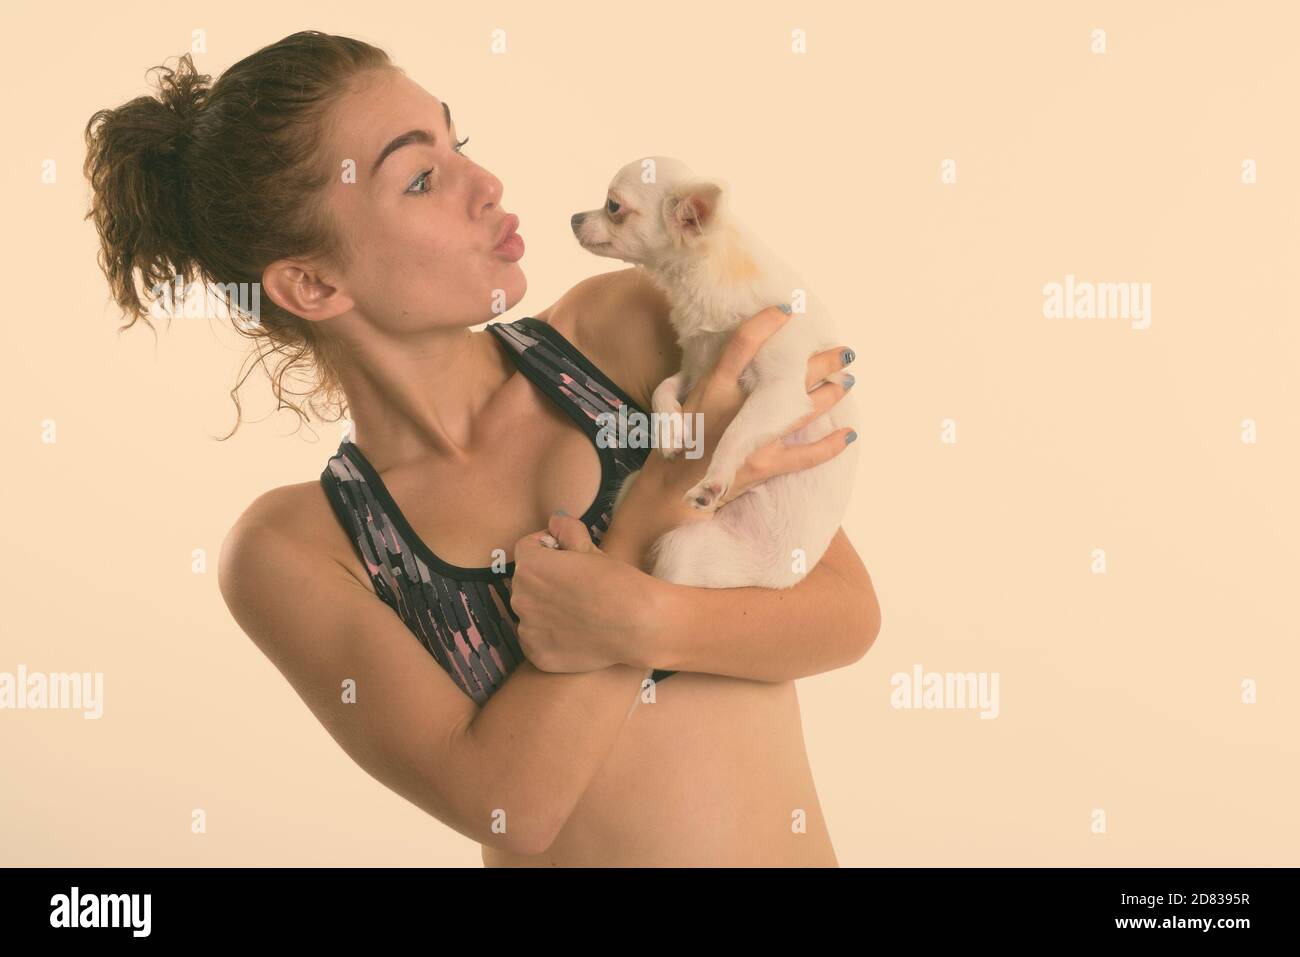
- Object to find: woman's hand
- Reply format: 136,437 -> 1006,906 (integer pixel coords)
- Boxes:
508,514 -> 670,674
637,304 -> 858,517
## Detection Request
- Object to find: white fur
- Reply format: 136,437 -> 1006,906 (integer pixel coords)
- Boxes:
572,156 -> 859,589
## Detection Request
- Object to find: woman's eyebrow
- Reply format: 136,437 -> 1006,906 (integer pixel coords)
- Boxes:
371,102 -> 454,176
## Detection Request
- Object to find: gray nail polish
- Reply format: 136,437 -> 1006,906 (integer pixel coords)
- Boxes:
845,430 -> 858,445
777,303 -> 792,314
554,508 -> 569,517
841,348 -> 855,365
842,373 -> 855,390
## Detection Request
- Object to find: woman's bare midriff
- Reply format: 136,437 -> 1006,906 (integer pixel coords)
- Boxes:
482,673 -> 838,867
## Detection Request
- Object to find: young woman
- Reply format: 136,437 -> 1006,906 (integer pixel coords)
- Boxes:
84,30 -> 880,866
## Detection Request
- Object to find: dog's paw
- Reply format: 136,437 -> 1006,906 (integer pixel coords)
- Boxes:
683,476 -> 729,511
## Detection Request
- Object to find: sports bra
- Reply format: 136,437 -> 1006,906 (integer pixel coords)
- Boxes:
319,315 -> 678,706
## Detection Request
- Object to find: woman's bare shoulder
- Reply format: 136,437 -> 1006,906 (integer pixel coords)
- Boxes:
227,480 -> 323,538
221,478 -> 366,589
538,268 -> 681,409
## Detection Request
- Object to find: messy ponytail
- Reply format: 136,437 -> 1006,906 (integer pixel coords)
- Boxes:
83,31 -> 394,439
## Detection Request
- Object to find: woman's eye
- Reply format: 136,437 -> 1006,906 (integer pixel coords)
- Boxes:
606,197 -> 620,215
407,169 -> 437,194
406,137 -> 470,195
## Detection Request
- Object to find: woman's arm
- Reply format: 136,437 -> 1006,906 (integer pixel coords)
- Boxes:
218,499 -> 650,857
633,527 -> 879,681
590,478 -> 880,682
523,499 -> 879,684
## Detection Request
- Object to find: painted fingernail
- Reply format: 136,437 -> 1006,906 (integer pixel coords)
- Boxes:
842,373 -> 855,390
777,303 -> 792,314
841,348 -> 855,365
845,430 -> 858,445
554,508 -> 569,517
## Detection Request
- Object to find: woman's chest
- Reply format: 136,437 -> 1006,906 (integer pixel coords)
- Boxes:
370,384 -> 607,572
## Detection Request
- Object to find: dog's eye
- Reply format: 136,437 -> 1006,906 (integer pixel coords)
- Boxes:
606,197 -> 620,215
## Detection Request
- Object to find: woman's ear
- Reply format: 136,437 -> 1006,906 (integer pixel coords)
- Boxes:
261,258 -> 354,322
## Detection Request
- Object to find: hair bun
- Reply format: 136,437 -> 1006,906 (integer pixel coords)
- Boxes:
150,54 -> 212,156
83,52 -> 213,325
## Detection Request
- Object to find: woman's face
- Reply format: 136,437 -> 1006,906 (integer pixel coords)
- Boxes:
322,68 -> 526,331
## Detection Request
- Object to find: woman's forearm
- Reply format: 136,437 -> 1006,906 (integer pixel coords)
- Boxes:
597,464 -> 880,682
637,528 -> 881,682
461,660 -> 650,854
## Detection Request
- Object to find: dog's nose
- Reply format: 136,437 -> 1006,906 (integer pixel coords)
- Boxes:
570,212 -> 585,236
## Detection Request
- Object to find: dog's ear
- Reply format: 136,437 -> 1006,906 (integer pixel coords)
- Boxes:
664,180 -> 723,245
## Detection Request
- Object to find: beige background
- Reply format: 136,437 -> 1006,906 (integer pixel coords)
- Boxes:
1,0 -> 1296,866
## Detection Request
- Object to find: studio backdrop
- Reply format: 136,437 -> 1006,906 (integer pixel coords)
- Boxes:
1,0 -> 1295,866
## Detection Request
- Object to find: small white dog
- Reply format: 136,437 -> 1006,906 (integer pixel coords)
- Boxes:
571,156 -> 859,589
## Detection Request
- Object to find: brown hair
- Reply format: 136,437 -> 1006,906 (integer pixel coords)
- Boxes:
83,31 -> 395,439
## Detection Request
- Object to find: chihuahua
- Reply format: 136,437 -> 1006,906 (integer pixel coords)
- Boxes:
571,156 -> 859,589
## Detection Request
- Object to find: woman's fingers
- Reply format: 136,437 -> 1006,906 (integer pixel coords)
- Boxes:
547,513 -> 599,553
713,305 -> 792,383
718,425 -> 855,507
770,426 -> 856,477
805,345 -> 854,390
781,375 -> 853,437
514,529 -> 554,557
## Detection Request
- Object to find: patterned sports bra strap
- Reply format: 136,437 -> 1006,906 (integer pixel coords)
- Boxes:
489,317 -> 649,420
